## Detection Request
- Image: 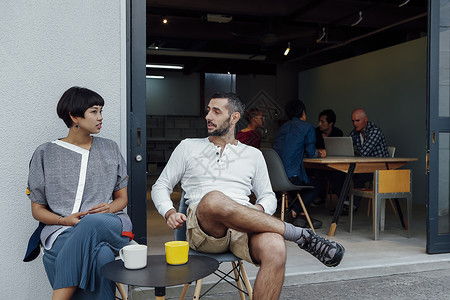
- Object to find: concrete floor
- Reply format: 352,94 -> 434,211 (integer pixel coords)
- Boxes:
130,182 -> 450,299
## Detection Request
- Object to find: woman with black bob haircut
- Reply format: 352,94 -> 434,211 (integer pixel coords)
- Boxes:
27,86 -> 133,299
57,86 -> 105,128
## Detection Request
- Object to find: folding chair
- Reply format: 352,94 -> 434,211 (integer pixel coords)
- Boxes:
175,193 -> 253,300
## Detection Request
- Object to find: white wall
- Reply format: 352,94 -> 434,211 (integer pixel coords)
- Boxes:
298,37 -> 427,204
0,1 -> 125,298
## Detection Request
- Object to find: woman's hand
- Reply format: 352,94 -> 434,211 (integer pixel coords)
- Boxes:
60,211 -> 89,227
88,202 -> 111,214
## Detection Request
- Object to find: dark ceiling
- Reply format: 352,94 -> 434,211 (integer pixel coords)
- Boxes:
146,0 -> 428,75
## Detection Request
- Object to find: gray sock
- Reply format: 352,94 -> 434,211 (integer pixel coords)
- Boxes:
283,222 -> 310,245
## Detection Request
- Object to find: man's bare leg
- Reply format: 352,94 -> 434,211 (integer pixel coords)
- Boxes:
196,191 -> 285,238
249,232 -> 286,300
196,191 -> 345,268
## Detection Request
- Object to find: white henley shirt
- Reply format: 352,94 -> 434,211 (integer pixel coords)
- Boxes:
151,138 -> 277,217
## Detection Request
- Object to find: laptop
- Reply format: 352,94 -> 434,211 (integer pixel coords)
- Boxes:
323,137 -> 355,157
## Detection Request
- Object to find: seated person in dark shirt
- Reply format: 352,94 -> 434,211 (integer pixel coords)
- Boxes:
346,108 -> 389,213
315,109 -> 343,148
236,108 -> 264,148
312,109 -> 345,206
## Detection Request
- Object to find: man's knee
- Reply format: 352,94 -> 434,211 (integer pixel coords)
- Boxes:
197,191 -> 234,217
251,233 -> 286,266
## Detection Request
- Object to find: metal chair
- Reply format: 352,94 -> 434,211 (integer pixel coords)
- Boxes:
365,146 -> 398,217
175,193 -> 253,300
387,146 -> 396,158
260,148 -> 315,230
349,169 -> 412,240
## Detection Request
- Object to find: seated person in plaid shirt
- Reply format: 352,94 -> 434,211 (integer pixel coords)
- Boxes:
344,108 -> 389,214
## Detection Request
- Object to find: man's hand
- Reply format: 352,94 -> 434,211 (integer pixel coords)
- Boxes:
165,209 -> 187,229
60,211 -> 89,227
88,202 -> 111,214
318,149 -> 327,158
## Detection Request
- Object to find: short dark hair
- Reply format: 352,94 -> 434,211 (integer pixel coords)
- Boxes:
245,108 -> 261,123
285,99 -> 306,119
319,109 -> 336,125
211,91 -> 245,117
57,86 -> 105,128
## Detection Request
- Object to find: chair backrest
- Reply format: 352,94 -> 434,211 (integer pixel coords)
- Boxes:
261,148 -> 296,192
174,192 -> 188,241
376,169 -> 411,194
387,146 -> 396,158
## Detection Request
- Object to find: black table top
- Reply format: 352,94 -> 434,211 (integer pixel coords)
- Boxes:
101,255 -> 219,288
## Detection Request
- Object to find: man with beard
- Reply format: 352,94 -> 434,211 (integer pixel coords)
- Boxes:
151,92 -> 345,300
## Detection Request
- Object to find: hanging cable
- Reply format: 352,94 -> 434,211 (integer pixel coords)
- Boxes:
399,0 -> 410,7
316,27 -> 326,43
351,11 -> 363,26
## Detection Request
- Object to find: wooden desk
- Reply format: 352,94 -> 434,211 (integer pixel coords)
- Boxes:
303,157 -> 418,236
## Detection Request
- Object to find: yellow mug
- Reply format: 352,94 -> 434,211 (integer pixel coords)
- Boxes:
165,241 -> 189,265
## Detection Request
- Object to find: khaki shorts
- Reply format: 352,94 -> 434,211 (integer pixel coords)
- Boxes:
186,203 -> 254,264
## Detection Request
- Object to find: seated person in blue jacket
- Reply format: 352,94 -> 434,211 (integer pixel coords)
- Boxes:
27,86 -> 133,300
152,92 -> 344,300
273,99 -> 326,229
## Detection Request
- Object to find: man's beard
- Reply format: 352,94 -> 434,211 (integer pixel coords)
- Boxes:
208,118 -> 231,137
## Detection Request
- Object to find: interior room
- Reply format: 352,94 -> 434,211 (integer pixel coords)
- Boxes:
135,0 -> 449,297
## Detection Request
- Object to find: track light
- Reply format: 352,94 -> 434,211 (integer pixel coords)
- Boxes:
284,42 -> 291,56
398,0 -> 410,7
351,11 -> 363,26
316,27 -> 326,43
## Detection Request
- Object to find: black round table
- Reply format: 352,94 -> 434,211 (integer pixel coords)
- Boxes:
101,254 -> 219,299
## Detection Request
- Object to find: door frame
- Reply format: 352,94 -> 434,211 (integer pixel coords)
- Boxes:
426,0 -> 450,253
126,0 -> 147,244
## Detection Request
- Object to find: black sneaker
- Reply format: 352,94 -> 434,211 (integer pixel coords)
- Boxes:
297,229 -> 345,267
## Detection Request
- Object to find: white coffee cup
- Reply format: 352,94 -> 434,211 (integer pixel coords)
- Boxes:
119,244 -> 147,269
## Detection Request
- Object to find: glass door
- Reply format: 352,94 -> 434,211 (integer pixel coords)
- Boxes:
427,0 -> 450,253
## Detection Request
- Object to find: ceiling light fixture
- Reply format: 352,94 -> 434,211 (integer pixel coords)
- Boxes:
146,63 -> 184,70
284,42 -> 291,56
351,11 -> 363,26
316,27 -> 326,43
398,0 -> 410,7
162,17 -> 168,24
146,75 -> 165,79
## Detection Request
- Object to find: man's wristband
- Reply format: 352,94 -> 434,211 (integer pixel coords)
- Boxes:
57,216 -> 63,225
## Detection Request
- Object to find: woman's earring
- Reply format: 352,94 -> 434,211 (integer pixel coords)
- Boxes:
75,124 -> 79,128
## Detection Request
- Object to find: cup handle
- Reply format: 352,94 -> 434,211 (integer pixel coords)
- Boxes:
119,248 -> 124,262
